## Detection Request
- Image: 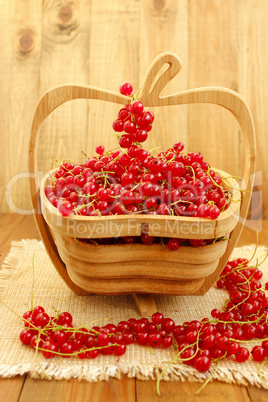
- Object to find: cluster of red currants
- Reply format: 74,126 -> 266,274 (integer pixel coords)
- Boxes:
112,82 -> 154,148
45,140 -> 229,220
19,307 -> 176,360
19,257 -> 268,369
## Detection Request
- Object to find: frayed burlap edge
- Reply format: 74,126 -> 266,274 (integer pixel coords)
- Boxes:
0,239 -> 268,388
1,359 -> 268,389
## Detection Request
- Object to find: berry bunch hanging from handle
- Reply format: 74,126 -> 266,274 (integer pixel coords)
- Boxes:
112,82 -> 154,148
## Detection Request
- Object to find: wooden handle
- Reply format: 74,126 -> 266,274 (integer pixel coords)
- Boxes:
29,52 -> 256,294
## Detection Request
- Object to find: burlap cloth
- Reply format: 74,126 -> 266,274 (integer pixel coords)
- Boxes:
0,240 -> 268,387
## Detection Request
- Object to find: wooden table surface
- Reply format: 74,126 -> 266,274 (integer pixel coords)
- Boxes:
1,213 -> 268,402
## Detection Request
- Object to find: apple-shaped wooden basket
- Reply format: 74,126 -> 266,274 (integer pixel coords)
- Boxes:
29,52 -> 256,315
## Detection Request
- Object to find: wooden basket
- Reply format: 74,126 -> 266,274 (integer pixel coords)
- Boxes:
29,52 -> 256,315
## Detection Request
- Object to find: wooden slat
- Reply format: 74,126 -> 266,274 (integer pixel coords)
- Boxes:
237,0 -> 268,218
19,376 -> 135,402
0,0 -> 42,213
247,385 -> 268,402
88,0 -> 140,152
136,379 -> 251,402
0,377 -> 26,402
188,0 -> 241,177
139,0 -> 188,152
37,0 -> 91,184
0,214 -> 40,266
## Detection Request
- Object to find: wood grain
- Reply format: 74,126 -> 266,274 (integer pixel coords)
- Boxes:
140,0 -> 188,152
188,0 -> 242,179
88,0 -> 140,152
37,0 -> 91,188
19,376 -> 135,402
0,377 -> 26,402
0,0 -> 42,214
136,379 -> 252,402
237,0 -> 268,218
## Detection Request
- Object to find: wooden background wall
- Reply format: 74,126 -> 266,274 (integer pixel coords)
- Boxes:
1,0 -> 267,218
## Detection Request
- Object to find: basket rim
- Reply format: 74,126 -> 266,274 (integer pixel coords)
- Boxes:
39,167 -> 241,240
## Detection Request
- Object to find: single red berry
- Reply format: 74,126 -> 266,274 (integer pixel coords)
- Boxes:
97,332 -> 109,346
123,120 -> 136,135
35,312 -> 50,328
226,342 -> 240,356
116,321 -> 129,333
161,336 -> 173,348
112,119 -> 124,132
119,134 -> 133,148
122,331 -> 135,345
194,356 -> 211,372
60,342 -> 74,357
30,335 -> 44,350
211,308 -> 221,319
252,346 -> 265,362
95,145 -> 105,155
202,334 -> 216,350
58,312 -> 73,326
20,329 -> 34,345
87,349 -> 100,359
167,238 -> 180,251
119,82 -> 133,96
41,341 -> 58,359
235,347 -> 250,362
57,200 -> 73,216
130,100 -> 144,115
136,332 -> 149,346
113,344 -> 127,356
148,333 -> 162,348
161,318 -> 175,333
208,204 -> 220,219
52,330 -> 67,347
151,312 -> 164,325
180,347 -> 195,365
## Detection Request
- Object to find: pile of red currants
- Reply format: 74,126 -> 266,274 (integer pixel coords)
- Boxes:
19,257 -> 268,371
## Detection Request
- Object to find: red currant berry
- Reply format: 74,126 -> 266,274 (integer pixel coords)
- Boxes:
167,238 -> 180,251
95,145 -> 105,155
194,356 -> 211,372
235,347 -> 249,362
42,341 -> 58,358
252,346 -> 265,362
151,312 -> 164,325
119,82 -> 133,96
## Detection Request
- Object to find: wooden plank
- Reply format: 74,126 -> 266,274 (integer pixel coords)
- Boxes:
37,0 -> 91,187
88,0 -> 140,153
19,376 -> 135,402
237,0 -> 268,218
136,379 -> 251,402
139,0 -> 188,152
247,385 -> 268,402
0,1 -> 42,213
188,0 -> 241,178
0,214 -> 40,266
0,377 -> 26,402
